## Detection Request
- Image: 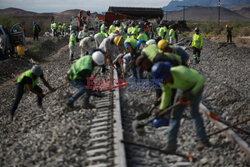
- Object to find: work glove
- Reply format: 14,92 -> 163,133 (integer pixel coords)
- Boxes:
153,97 -> 161,107
181,91 -> 194,103
154,109 -> 163,119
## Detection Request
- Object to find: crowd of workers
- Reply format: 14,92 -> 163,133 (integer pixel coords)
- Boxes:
11,19 -> 215,155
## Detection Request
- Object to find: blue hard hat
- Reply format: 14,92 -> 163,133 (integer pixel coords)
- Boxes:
153,118 -> 169,128
151,62 -> 171,80
136,40 -> 145,50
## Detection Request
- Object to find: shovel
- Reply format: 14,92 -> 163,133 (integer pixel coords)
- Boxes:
45,82 -> 68,96
132,95 -> 191,136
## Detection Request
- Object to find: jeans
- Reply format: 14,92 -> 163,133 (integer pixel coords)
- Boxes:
67,80 -> 91,104
167,88 -> 208,147
10,83 -> 43,116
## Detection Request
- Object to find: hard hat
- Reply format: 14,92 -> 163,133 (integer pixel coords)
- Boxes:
32,65 -> 43,76
113,30 -> 120,34
158,40 -> 168,53
195,27 -> 199,32
151,62 -> 171,80
92,51 -> 105,65
226,25 -> 229,28
114,36 -> 123,46
146,39 -> 156,46
153,118 -> 169,128
136,40 -> 146,50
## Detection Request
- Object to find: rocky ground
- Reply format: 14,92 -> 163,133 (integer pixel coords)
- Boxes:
0,36 -> 249,166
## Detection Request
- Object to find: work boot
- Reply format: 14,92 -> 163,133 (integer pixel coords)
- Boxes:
9,115 -> 14,123
162,145 -> 177,153
92,92 -> 106,98
195,141 -> 211,151
65,102 -> 74,109
83,101 -> 95,109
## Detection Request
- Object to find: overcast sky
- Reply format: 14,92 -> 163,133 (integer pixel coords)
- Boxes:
0,0 -> 172,13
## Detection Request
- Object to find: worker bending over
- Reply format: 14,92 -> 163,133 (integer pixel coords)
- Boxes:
151,62 -> 209,153
10,65 -> 55,122
66,51 -> 105,109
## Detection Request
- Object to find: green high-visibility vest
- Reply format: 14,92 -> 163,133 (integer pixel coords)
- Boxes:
69,34 -> 76,46
17,70 -> 39,91
137,32 -> 148,41
169,29 -> 175,39
51,23 -> 57,30
142,44 -> 158,61
57,25 -> 62,32
124,38 -> 137,50
67,55 -> 93,80
97,32 -> 107,39
164,52 -> 182,65
108,25 -> 116,35
101,24 -> 105,33
192,34 -> 203,49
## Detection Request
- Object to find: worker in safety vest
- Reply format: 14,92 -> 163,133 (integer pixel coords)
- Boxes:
108,21 -> 116,35
69,31 -> 77,61
128,21 -> 138,39
137,28 -> 148,42
57,23 -> 62,35
62,23 -> 67,37
66,51 -> 105,109
169,25 -> 175,44
191,27 -> 203,64
151,62 -> 209,152
136,40 -> 184,106
9,65 -> 55,122
158,40 -> 189,66
226,25 -> 233,43
94,24 -> 108,48
78,25 -> 89,40
51,21 -> 57,37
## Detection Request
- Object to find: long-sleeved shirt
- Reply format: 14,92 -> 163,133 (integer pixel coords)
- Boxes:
159,66 -> 205,110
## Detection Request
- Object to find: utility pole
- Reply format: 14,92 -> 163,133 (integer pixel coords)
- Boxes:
218,0 -> 221,25
177,6 -> 189,21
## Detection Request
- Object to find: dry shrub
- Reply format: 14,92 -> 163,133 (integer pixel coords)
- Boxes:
239,27 -> 250,36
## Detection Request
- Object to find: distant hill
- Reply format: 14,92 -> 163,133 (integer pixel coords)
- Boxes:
0,8 -> 84,20
166,6 -> 250,21
229,3 -> 250,19
164,0 -> 250,11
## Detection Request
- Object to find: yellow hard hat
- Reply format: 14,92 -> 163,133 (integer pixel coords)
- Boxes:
114,36 -> 122,46
226,25 -> 229,28
158,40 -> 168,53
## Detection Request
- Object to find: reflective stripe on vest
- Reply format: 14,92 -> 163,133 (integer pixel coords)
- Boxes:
169,29 -> 175,38
68,55 -> 93,80
17,70 -> 39,91
142,44 -> 158,61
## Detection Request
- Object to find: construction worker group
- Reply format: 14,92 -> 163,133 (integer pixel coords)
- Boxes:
11,19 -> 210,154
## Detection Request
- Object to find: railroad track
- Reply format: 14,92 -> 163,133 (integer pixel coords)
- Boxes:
85,66 -> 250,167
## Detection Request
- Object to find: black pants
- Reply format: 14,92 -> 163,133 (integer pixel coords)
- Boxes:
34,33 -> 39,40
10,83 -> 43,116
227,34 -> 232,43
193,47 -> 201,58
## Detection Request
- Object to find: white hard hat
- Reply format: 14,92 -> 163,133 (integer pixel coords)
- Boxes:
146,39 -> 156,46
92,51 -> 105,65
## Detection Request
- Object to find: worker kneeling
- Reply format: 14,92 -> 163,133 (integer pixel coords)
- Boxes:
10,65 -> 55,122
66,51 -> 105,109
151,62 -> 210,153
